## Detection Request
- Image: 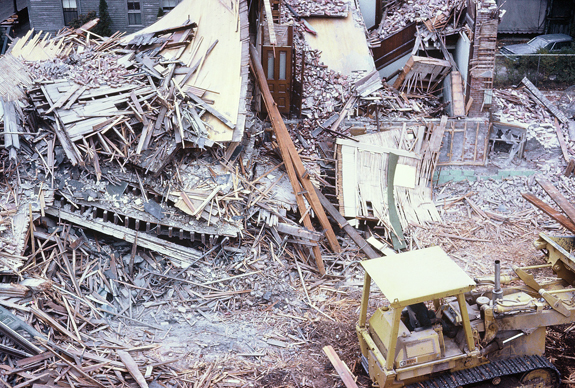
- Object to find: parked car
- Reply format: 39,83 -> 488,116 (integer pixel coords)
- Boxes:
500,33 -> 573,55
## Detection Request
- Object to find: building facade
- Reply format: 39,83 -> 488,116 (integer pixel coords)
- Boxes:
26,0 -> 182,35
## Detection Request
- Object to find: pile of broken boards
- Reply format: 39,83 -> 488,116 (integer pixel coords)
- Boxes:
0,22 -> 341,387
17,21 -> 221,176
522,176 -> 575,236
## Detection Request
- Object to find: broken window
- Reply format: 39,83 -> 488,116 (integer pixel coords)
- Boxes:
62,0 -> 78,26
128,1 -> 142,25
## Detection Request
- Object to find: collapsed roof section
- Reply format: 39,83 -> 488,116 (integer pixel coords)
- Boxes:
123,0 -> 250,143
302,6 -> 376,77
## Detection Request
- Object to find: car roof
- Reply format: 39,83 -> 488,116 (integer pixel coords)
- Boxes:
360,246 -> 476,308
539,34 -> 573,43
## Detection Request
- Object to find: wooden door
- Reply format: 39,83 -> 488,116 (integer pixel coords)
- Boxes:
262,45 -> 292,114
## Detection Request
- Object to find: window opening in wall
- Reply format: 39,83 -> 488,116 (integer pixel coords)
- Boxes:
128,1 -> 142,25
162,0 -> 179,11
62,0 -> 78,26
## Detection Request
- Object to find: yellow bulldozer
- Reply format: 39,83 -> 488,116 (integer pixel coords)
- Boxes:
357,233 -> 575,387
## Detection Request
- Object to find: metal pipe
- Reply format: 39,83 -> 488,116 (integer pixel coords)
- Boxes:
502,332 -> 524,344
493,260 -> 503,303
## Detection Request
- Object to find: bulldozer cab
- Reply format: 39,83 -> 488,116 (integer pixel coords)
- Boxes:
357,247 -> 478,387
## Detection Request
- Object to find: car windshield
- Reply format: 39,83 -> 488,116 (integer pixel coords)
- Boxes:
527,37 -> 550,50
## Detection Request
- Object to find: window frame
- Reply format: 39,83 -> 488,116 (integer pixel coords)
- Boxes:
62,0 -> 78,26
127,1 -> 142,26
162,0 -> 179,11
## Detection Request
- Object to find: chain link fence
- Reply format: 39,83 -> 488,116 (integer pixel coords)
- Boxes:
494,53 -> 575,88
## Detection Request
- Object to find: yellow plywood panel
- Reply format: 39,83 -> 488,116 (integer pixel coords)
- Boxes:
361,247 -> 475,308
123,0 -> 245,142
304,11 -> 375,76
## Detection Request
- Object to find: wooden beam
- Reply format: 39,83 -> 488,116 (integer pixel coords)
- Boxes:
250,44 -> 342,254
522,77 -> 569,124
251,44 -> 343,273
522,192 -> 575,233
322,346 -> 359,388
554,118 -> 572,163
315,188 -> 380,259
263,0 -> 277,46
536,177 -> 575,225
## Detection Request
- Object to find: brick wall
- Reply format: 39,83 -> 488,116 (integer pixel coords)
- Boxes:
467,0 -> 499,117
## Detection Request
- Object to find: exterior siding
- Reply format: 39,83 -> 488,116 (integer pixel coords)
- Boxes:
28,0 -> 164,35
29,0 -> 65,33
16,0 -> 28,11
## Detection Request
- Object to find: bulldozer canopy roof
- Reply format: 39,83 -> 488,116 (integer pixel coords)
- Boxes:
361,246 -> 476,308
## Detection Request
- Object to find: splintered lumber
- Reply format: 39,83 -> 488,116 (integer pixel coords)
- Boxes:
536,177 -> 575,225
322,346 -> 359,388
251,46 -> 341,253
250,43 -> 341,273
393,55 -> 451,93
315,188 -> 380,259
117,350 -> 149,388
522,192 -> 575,233
251,49 -> 325,272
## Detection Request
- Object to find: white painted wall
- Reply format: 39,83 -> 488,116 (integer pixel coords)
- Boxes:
455,32 -> 471,93
357,0 -> 377,29
377,52 -> 411,85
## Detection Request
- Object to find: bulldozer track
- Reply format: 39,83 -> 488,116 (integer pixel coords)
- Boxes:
406,355 -> 560,388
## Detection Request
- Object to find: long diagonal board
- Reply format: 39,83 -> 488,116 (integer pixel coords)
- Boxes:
250,44 -> 341,274
535,177 -> 575,225
522,192 -> 575,233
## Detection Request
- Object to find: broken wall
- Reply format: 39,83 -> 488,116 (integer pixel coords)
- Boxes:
467,0 -> 499,116
455,31 -> 471,91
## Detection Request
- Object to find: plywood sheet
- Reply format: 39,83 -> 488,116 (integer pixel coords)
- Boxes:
305,9 -> 375,76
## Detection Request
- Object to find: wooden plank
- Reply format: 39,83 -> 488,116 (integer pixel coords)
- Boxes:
53,119 -> 82,166
44,207 -> 203,265
522,77 -> 569,124
522,193 -> 575,233
250,44 -> 331,273
276,223 -> 322,241
451,71 -> 465,117
263,0 -> 277,46
536,177 -> 575,225
322,346 -> 359,388
251,44 -> 341,255
117,350 -> 149,388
